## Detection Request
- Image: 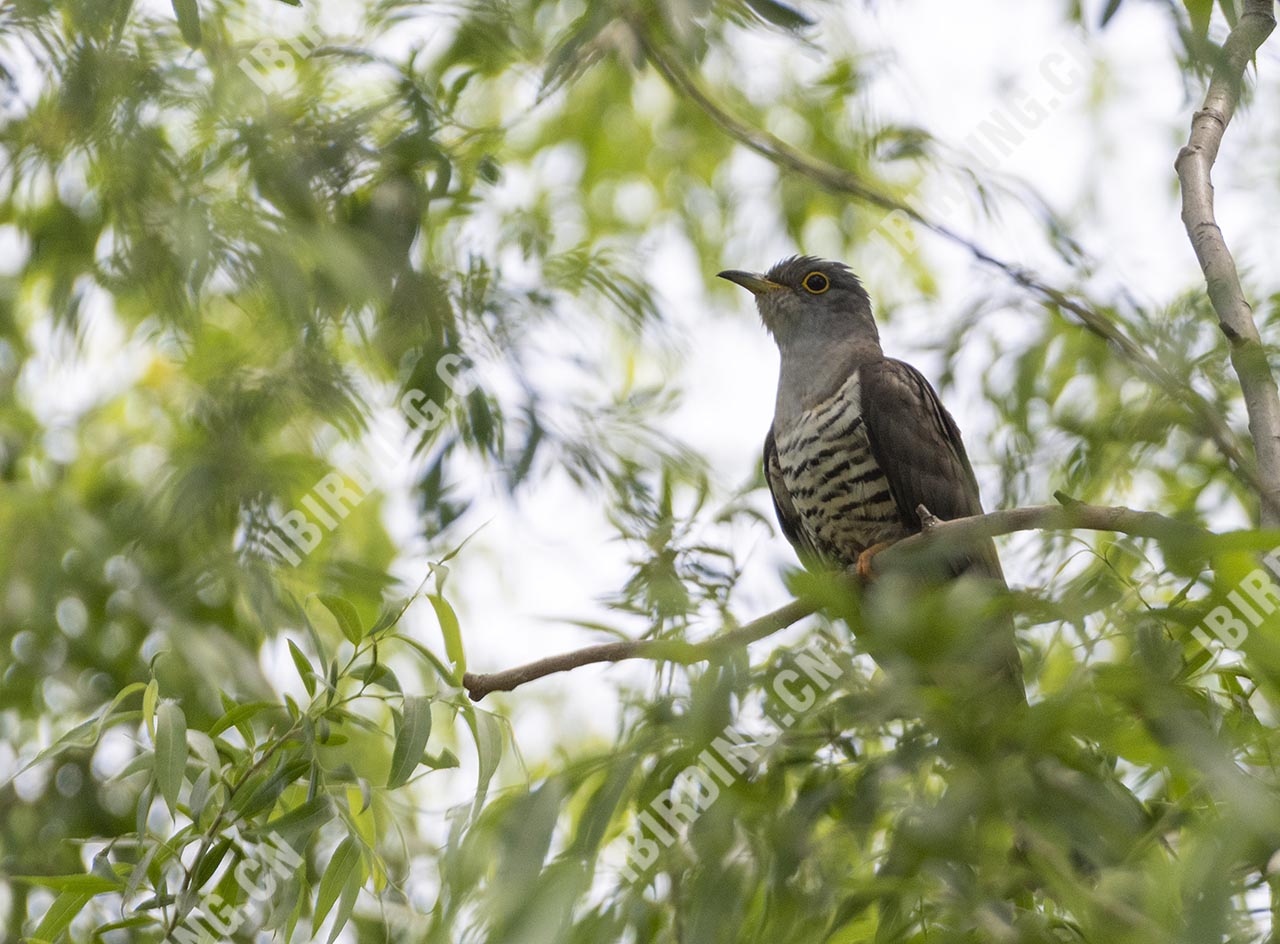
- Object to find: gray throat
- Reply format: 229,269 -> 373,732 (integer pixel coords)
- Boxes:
774,334 -> 883,427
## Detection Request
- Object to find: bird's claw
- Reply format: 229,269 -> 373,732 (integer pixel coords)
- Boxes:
855,541 -> 895,580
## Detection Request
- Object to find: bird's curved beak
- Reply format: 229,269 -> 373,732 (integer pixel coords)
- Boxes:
717,270 -> 783,296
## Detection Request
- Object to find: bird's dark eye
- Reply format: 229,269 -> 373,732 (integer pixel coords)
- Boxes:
802,271 -> 829,294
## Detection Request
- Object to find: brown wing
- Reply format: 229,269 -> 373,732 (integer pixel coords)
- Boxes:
764,425 -> 818,563
860,359 -> 1023,695
859,358 -> 1003,581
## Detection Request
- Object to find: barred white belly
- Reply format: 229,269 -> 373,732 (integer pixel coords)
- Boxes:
773,371 -> 909,564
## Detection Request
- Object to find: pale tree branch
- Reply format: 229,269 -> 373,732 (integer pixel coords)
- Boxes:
462,599 -> 814,701
631,20 -> 1260,493
462,502 -> 1212,701
1175,0 -> 1280,526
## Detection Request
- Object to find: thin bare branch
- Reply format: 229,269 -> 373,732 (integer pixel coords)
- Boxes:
462,502 -> 1212,701
463,599 -> 814,700
1176,0 -> 1280,525
632,21 -> 1258,494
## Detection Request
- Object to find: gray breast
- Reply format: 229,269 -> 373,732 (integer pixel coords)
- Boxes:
772,370 -> 909,564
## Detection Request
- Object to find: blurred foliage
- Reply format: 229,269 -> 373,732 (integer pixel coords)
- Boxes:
2,0 -> 1280,942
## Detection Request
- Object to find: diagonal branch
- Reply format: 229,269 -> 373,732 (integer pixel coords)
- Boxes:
632,21 -> 1259,495
463,598 -> 814,701
1175,0 -> 1280,526
462,502 -> 1213,700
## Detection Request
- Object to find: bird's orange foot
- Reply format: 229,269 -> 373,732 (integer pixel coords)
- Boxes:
855,541 -> 896,581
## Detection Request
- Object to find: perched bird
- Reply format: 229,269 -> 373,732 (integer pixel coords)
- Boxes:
719,255 -> 1023,694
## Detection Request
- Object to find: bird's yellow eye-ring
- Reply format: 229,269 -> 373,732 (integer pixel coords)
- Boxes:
802,271 -> 830,294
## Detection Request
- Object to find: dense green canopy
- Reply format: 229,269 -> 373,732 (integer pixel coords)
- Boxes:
3,0 -> 1280,941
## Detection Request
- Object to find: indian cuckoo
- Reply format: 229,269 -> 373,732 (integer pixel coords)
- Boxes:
720,255 -> 1024,696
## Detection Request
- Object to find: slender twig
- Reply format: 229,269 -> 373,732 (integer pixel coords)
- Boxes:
462,502 -> 1213,700
1176,0 -> 1280,526
633,21 -> 1258,493
165,717 -> 303,937
463,599 -> 815,700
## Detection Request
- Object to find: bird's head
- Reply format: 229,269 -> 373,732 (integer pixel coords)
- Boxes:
718,255 -> 878,350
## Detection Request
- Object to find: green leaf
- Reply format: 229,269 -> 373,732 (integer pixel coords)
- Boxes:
192,837 -> 234,891
14,873 -> 121,893
1185,0 -> 1212,36
154,701 -> 188,815
1099,0 -> 1124,26
368,601 -> 404,635
208,700 -> 279,738
143,678 -> 159,740
744,0 -> 816,30
188,767 -> 213,822
386,633 -> 454,681
171,0 -> 201,48
350,662 -> 401,692
264,795 -> 334,849
31,889 -> 95,939
353,778 -> 373,814
328,857 -> 363,944
318,594 -> 363,644
92,915 -> 157,934
423,748 -> 460,770
469,709 -> 503,814
1218,0 -> 1239,28
15,682 -> 146,777
490,782 -> 563,898
231,758 -> 311,820
387,695 -> 433,789
288,639 -> 317,696
429,593 -> 465,678
313,836 -> 361,931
